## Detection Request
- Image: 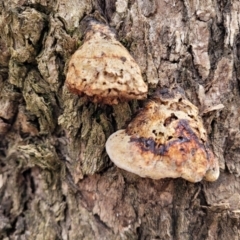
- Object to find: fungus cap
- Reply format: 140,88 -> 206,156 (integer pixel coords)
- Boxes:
66,22 -> 148,105
106,89 -> 219,182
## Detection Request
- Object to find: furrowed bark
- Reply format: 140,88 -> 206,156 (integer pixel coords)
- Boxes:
1,0 -> 240,239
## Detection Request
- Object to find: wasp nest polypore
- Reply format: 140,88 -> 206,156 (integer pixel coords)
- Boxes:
106,89 -> 219,182
66,22 -> 148,105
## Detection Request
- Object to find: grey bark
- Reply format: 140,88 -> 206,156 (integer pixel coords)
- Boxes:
1,0 -> 240,239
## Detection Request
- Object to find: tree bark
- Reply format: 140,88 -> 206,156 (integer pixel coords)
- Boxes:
1,0 -> 240,239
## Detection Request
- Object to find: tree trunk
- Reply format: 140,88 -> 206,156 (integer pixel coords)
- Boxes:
1,0 -> 240,239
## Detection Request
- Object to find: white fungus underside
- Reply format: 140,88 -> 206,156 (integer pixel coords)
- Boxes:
106,130 -> 217,182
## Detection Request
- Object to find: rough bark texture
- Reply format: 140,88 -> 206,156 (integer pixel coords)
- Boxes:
1,0 -> 240,239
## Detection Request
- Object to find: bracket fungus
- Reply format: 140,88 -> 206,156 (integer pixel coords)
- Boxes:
66,22 -> 148,105
106,88 -> 219,183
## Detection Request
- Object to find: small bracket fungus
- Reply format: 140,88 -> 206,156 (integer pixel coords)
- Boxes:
66,22 -> 148,105
106,88 -> 219,182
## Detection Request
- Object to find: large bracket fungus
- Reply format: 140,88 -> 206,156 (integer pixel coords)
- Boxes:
66,22 -> 148,105
106,89 -> 219,183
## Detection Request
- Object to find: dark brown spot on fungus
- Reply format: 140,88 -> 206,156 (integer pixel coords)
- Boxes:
120,56 -> 127,62
163,113 -> 178,126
